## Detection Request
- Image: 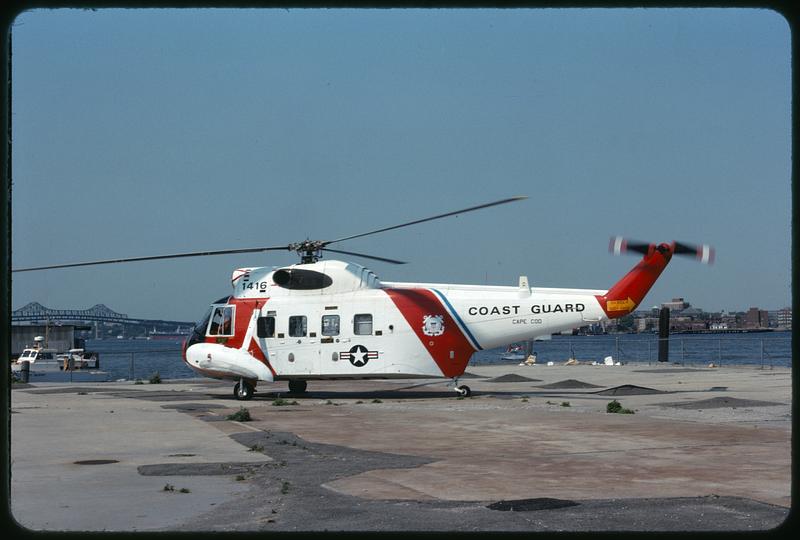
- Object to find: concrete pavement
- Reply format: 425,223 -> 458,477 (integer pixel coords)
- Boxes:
9,363 -> 792,531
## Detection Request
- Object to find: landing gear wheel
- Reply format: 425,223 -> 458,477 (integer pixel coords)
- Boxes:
288,380 -> 307,394
456,385 -> 471,397
234,381 -> 255,401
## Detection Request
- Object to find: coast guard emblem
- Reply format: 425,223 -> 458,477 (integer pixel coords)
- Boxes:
422,315 -> 445,337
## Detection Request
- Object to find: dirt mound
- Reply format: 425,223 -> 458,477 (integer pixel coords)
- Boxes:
659,396 -> 784,410
537,379 -> 603,389
486,374 -> 542,383
594,384 -> 666,396
632,368 -> 711,373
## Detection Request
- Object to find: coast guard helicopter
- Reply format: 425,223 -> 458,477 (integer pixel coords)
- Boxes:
13,197 -> 714,400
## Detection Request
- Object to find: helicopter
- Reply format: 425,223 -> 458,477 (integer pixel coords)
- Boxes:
13,197 -> 714,400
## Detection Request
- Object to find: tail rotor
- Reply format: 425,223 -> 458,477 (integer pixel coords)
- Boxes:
609,236 -> 714,265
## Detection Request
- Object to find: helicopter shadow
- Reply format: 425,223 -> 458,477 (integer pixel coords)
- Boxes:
211,387 -> 617,402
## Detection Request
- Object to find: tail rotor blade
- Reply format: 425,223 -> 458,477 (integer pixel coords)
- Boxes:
609,236 -> 651,256
673,241 -> 715,265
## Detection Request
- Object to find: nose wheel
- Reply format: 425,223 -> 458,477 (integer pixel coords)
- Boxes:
234,379 -> 255,401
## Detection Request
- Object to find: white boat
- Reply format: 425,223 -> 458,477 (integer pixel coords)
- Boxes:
501,342 -> 528,361
11,337 -> 109,382
501,341 -> 539,365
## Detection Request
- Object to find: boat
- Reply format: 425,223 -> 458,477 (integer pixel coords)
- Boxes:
11,336 -> 110,383
147,327 -> 190,341
501,341 -> 539,365
501,342 -> 528,362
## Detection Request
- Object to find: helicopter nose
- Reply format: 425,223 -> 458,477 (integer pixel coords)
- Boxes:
184,342 -> 274,382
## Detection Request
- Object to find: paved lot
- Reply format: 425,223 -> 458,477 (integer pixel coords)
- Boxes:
9,363 -> 792,531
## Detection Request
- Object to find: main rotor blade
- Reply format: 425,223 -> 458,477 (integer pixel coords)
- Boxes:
12,245 -> 292,272
321,248 -> 407,265
324,196 -> 528,246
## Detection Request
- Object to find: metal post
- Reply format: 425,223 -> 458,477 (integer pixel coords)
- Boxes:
647,340 -> 651,365
129,352 -> 134,381
760,339 -> 764,369
681,338 -> 685,365
658,307 -> 670,362
615,336 -> 619,361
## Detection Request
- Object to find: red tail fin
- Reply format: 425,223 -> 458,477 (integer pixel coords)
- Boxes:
595,243 -> 673,319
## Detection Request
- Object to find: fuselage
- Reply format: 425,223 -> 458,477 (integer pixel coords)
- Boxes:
182,259 -> 622,384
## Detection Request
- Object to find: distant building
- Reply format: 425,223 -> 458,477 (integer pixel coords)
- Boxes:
661,298 -> 689,312
11,324 -> 89,357
636,317 -> 648,332
743,307 -> 770,329
770,307 -> 792,329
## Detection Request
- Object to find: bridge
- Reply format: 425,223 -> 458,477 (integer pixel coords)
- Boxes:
11,302 -> 194,328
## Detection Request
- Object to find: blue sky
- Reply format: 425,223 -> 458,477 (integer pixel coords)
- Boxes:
10,8 -> 791,321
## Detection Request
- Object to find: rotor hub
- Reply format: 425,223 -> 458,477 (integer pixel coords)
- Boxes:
288,240 -> 326,264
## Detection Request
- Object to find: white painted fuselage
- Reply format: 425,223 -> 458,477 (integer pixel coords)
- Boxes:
182,260 -> 618,384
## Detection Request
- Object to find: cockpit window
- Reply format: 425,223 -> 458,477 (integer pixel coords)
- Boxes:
207,305 -> 235,336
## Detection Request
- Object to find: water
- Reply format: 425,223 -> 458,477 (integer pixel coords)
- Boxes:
87,331 -> 792,382
472,332 -> 793,369
86,339 -> 193,381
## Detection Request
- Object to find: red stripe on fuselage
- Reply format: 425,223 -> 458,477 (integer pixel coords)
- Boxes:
384,288 -> 475,378
202,297 -> 277,377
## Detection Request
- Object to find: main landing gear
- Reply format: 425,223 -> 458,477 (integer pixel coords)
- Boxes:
450,377 -> 471,397
234,378 -> 255,401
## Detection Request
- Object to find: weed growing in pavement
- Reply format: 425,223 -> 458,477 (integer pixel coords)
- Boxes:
227,407 -> 252,421
606,399 -> 634,414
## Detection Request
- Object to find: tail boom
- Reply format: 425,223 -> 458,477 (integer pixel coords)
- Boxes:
596,243 -> 674,319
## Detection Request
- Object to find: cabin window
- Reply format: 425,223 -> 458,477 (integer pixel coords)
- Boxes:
208,305 -> 235,336
321,315 -> 340,336
354,314 -> 373,335
289,316 -> 307,337
257,316 -> 275,338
